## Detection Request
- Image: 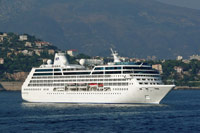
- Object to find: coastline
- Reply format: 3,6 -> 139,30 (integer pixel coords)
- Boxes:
0,81 -> 23,91
174,86 -> 200,90
0,81 -> 200,91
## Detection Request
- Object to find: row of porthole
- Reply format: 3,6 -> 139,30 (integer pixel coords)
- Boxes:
139,88 -> 160,90
113,88 -> 128,91
32,75 -> 111,79
139,82 -> 161,85
137,78 -> 160,81
24,88 -> 41,91
47,93 -> 122,95
28,83 -> 129,87
134,75 -> 160,77
30,79 -> 127,83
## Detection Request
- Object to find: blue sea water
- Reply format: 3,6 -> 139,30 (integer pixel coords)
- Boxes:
0,90 -> 200,133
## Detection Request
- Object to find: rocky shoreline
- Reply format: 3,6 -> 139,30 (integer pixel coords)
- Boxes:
0,82 -> 200,91
0,81 -> 23,91
174,86 -> 200,90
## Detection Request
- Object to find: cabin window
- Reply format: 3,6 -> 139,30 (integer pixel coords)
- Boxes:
123,71 -> 133,74
92,71 -> 104,74
54,69 -> 61,71
54,73 -> 62,75
123,66 -> 152,70
94,67 -> 104,70
105,71 -> 121,74
64,72 -> 90,75
134,71 -> 159,74
105,67 -> 121,70
35,69 -> 53,72
33,73 -> 53,76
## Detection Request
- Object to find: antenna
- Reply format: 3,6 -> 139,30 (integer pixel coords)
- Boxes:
110,48 -> 114,55
110,48 -> 121,63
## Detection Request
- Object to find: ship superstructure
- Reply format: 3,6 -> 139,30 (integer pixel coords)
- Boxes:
21,50 -> 175,104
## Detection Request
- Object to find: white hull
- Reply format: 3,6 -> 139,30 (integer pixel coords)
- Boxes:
22,85 -> 174,104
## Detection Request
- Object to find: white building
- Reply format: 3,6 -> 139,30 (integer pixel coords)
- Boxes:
42,58 -> 49,63
0,33 -> 7,42
48,49 -> 55,55
25,42 -> 32,47
19,35 -> 28,41
189,55 -> 200,61
1,33 -> 7,36
152,64 -> 163,74
182,59 -> 190,64
0,58 -> 4,64
0,36 -> 3,42
22,50 -> 33,56
35,41 -> 51,47
67,49 -> 78,57
34,49 -> 43,56
177,56 -> 183,60
174,66 -> 183,73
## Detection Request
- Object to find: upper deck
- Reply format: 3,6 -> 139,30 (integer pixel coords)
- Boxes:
32,50 -> 159,76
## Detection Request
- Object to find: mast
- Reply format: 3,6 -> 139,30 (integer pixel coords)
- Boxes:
110,48 -> 121,63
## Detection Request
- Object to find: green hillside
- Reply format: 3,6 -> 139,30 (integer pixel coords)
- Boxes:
0,0 -> 200,58
0,32 -> 59,80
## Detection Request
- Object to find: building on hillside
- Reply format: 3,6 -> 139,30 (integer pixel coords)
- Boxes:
152,64 -> 163,74
182,59 -> 190,64
177,55 -> 183,60
9,48 -> 15,51
22,50 -> 33,56
19,35 -> 28,41
174,66 -> 183,73
129,58 -> 137,62
3,33 -> 7,36
135,59 -> 146,62
66,49 -> 78,57
42,58 -> 49,63
0,36 -> 3,42
14,51 -> 20,55
48,49 -> 55,55
22,50 -> 28,55
120,57 -> 129,62
0,47 -> 5,50
35,41 -> 51,47
0,33 -> 7,42
0,58 -> 4,64
25,42 -> 32,47
189,55 -> 200,61
34,49 -> 43,56
7,52 -> 12,57
0,33 -> 7,36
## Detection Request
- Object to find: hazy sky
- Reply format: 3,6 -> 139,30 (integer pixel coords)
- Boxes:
156,0 -> 200,10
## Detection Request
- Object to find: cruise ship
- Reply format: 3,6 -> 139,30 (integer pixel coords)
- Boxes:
21,49 -> 175,104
